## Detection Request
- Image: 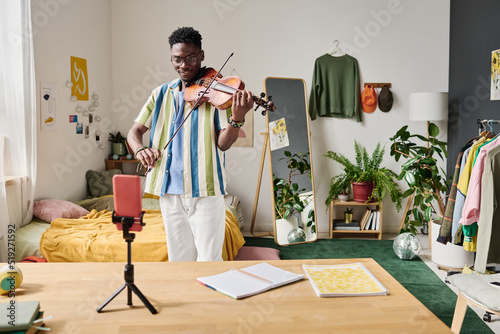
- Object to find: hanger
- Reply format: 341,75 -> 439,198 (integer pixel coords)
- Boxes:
328,40 -> 345,57
480,120 -> 496,139
486,120 -> 496,138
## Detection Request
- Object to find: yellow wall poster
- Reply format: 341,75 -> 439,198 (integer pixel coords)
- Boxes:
71,56 -> 89,101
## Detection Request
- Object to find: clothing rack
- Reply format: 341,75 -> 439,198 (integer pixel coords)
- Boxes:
477,119 -> 500,134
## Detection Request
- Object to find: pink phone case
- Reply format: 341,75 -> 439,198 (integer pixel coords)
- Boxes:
113,175 -> 143,231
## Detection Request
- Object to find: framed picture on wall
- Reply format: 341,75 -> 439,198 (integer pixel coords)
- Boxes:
491,49 -> 500,100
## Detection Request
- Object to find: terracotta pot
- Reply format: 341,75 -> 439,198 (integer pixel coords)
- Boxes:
352,182 -> 374,203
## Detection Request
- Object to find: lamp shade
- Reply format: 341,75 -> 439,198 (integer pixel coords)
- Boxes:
409,92 -> 448,121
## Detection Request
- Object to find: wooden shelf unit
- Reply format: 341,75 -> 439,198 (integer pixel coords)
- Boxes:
329,200 -> 383,240
105,159 -> 140,173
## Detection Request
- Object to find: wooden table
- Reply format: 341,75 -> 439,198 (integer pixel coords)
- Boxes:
6,259 -> 451,333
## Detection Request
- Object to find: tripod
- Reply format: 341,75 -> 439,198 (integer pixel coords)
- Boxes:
97,212 -> 158,314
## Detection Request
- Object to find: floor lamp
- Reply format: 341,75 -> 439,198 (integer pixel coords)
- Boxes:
401,92 -> 448,242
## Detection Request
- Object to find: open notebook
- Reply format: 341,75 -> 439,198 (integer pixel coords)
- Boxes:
197,262 -> 304,299
303,263 -> 388,297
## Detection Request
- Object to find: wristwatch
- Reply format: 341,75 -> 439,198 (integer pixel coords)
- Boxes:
228,116 -> 245,128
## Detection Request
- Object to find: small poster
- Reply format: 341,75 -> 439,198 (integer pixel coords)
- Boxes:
76,122 -> 83,134
71,56 -> 89,101
40,82 -> 57,132
69,115 -> 78,123
269,118 -> 289,151
491,49 -> 500,100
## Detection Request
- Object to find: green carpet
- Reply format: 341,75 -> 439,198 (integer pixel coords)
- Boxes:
243,237 -> 494,334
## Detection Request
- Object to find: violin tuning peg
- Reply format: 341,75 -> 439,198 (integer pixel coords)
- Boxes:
268,96 -> 272,101
261,110 -> 267,116
260,92 -> 266,98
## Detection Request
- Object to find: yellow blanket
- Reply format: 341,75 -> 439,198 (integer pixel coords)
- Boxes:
40,209 -> 245,262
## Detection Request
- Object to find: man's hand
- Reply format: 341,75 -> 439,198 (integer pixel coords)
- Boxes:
128,122 -> 162,171
136,147 -> 162,169
231,90 -> 254,121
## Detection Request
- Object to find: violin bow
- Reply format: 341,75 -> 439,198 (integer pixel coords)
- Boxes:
145,53 -> 234,175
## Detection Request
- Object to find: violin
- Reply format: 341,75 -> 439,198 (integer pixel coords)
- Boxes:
184,67 -> 276,115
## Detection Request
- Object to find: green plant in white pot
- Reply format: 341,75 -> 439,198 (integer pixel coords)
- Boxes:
109,132 -> 127,156
389,123 -> 449,235
273,151 -> 315,237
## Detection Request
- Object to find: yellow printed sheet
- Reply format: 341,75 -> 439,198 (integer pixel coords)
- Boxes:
303,263 -> 388,297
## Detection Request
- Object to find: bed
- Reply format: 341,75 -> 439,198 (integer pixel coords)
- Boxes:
15,194 -> 246,262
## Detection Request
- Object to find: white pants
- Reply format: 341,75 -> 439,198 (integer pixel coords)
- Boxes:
159,195 -> 225,262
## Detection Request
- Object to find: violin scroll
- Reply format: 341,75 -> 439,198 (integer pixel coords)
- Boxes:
253,92 -> 275,116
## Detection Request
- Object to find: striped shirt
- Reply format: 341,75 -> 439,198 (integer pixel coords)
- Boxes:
135,80 -> 231,198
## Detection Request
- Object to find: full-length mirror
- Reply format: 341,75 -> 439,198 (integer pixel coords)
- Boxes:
264,78 -> 317,246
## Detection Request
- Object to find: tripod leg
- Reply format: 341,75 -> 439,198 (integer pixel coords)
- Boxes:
97,284 -> 127,313
127,285 -> 132,306
130,284 -> 158,314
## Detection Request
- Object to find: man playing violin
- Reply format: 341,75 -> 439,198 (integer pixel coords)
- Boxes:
127,27 -> 254,262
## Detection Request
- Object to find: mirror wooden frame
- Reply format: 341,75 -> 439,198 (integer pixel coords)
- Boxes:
264,77 -> 318,246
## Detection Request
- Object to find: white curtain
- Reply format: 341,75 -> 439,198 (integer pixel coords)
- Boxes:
0,0 -> 37,261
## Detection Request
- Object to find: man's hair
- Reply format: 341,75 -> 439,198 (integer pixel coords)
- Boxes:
168,27 -> 202,49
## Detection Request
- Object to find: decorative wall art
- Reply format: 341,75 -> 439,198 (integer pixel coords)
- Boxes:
269,118 -> 289,151
70,56 -> 89,101
40,81 -> 57,132
491,49 -> 500,100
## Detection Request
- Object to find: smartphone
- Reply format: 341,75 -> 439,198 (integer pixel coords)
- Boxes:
113,174 -> 143,232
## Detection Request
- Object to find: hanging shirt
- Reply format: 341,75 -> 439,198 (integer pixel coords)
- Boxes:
308,54 -> 362,122
474,145 -> 500,273
452,146 -> 471,244
437,138 -> 474,244
460,136 -> 500,226
456,137 -> 487,195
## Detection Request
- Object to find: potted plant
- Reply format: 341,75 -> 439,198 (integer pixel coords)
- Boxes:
344,207 -> 354,223
325,141 -> 403,211
273,151 -> 316,235
389,123 -> 448,234
109,132 -> 127,156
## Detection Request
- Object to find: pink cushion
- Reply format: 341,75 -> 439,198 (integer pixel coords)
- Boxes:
234,246 -> 281,261
33,199 -> 90,223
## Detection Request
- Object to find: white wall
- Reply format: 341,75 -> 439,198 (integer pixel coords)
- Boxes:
33,0 -> 112,201
34,0 -> 450,234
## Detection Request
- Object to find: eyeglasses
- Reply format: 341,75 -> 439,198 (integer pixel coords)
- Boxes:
171,52 -> 201,66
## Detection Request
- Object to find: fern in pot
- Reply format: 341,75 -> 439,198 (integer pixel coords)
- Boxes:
325,141 -> 403,211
